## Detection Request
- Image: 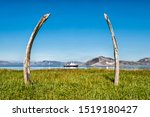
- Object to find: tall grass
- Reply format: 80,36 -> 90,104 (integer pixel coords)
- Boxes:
0,69 -> 149,100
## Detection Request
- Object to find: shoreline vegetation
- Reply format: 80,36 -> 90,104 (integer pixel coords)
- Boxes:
0,68 -> 150,100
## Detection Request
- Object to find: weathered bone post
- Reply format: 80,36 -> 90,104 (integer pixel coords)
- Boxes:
24,13 -> 50,85
104,13 -> 120,86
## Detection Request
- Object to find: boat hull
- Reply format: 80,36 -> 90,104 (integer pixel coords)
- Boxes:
64,65 -> 78,67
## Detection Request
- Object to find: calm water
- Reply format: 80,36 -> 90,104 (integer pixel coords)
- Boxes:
0,66 -> 150,70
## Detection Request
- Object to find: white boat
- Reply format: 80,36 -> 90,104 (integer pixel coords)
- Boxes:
64,62 -> 78,67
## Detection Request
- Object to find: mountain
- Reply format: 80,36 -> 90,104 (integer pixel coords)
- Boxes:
0,57 -> 150,67
137,58 -> 150,65
0,61 -> 22,66
0,60 -> 83,67
0,61 -> 10,65
0,60 -> 65,67
30,61 -> 64,67
84,56 -> 114,66
84,56 -> 150,67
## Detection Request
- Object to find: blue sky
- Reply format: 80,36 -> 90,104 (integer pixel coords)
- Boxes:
0,0 -> 150,62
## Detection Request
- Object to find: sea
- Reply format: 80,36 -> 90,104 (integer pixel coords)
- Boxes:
0,66 -> 150,70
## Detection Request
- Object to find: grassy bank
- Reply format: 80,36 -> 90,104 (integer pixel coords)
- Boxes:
0,69 -> 149,100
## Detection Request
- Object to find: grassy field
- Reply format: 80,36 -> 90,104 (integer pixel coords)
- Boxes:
0,69 -> 149,100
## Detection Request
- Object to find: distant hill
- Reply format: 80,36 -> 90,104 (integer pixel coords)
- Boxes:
0,60 -> 83,67
83,56 -> 150,67
84,56 -> 114,66
0,61 -> 22,67
137,58 -> 150,65
0,60 -> 64,67
30,61 -> 64,67
0,57 -> 150,67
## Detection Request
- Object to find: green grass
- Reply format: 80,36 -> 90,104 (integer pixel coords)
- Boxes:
0,69 -> 149,100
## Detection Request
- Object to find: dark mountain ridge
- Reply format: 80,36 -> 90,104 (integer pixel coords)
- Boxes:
83,56 -> 150,67
0,56 -> 150,67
